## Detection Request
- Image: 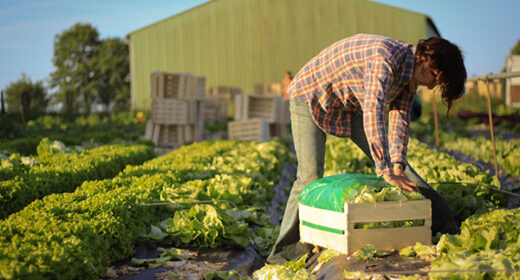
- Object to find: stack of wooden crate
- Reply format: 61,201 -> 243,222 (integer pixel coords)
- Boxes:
145,72 -> 205,148
229,94 -> 290,141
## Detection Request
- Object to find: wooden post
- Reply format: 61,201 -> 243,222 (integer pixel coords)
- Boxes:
485,78 -> 501,187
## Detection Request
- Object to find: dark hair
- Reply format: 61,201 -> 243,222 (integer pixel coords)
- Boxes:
415,37 -> 467,117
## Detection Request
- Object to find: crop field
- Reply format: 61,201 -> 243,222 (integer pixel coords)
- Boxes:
0,107 -> 519,280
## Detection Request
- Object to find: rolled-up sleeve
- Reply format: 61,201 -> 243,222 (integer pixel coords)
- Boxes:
362,57 -> 394,176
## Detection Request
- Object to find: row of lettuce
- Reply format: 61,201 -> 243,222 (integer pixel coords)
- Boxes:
325,136 -> 506,223
0,112 -> 146,155
411,115 -> 520,179
0,139 -> 293,279
1,133 -> 516,279
321,136 -> 517,279
0,139 -> 156,219
205,134 -> 513,279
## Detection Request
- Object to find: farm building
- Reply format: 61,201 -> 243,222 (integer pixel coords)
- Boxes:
126,0 -> 440,111
506,55 -> 520,107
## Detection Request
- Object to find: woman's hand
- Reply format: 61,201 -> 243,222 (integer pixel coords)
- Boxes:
383,163 -> 418,192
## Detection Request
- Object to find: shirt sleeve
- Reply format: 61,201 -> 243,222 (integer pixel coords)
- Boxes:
362,57 -> 394,177
388,90 -> 415,166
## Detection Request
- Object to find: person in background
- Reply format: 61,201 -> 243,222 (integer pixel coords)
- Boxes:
282,71 -> 293,100
267,34 -> 467,264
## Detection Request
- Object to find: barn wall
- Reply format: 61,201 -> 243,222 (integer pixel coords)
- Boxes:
128,0 -> 431,110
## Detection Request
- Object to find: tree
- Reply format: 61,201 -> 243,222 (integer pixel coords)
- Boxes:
1,90 -> 5,115
511,39 -> 520,55
50,22 -> 100,115
94,37 -> 131,112
3,73 -> 48,116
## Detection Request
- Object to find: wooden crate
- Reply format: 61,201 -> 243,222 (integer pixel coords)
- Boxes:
151,72 -> 186,99
244,95 -> 280,123
151,72 -> 204,100
204,97 -> 228,124
152,124 -> 184,148
228,118 -> 269,142
235,94 -> 283,123
152,98 -> 197,125
299,200 -> 432,254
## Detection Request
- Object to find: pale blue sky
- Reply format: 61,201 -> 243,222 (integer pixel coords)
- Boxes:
1,0 -> 519,93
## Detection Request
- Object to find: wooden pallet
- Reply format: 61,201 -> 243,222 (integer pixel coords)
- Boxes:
299,200 -> 432,254
228,118 -> 269,142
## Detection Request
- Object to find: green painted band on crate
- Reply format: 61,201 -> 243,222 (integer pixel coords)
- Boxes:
301,220 -> 344,235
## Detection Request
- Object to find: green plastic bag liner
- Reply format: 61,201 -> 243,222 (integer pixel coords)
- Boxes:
298,173 -> 387,212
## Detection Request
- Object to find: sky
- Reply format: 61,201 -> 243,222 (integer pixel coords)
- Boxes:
1,0 -> 519,93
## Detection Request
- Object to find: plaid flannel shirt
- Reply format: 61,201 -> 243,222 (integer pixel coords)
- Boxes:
288,34 -> 416,176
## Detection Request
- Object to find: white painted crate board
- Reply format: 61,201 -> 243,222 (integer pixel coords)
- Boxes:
144,119 -> 154,140
299,199 -> 432,254
152,98 -> 193,125
234,94 -> 245,121
228,118 -> 269,142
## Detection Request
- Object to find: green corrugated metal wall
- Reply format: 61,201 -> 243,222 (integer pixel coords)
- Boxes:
127,0 -> 431,111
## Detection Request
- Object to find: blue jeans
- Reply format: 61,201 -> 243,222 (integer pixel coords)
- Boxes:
267,99 -> 455,264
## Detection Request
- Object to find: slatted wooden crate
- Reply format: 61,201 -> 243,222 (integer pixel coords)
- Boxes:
299,200 -> 432,254
151,72 -> 185,99
235,94 -> 283,124
204,96 -> 228,125
151,72 -> 203,100
152,98 -> 197,125
152,125 -> 185,148
228,118 -> 269,142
